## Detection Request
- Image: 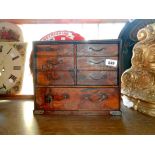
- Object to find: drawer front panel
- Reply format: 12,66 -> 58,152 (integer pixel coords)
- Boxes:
77,44 -> 118,56
35,87 -> 120,111
77,57 -> 118,70
37,56 -> 74,71
37,71 -> 75,85
36,44 -> 74,56
77,71 -> 118,85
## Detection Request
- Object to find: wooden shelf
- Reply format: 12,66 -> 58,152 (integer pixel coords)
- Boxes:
0,19 -> 128,24
0,100 -> 155,134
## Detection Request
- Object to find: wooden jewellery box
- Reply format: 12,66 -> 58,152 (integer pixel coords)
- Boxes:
33,40 -> 121,115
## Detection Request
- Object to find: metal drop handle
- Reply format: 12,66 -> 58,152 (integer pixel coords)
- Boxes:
89,74 -> 107,80
89,59 -> 105,64
88,47 -> 106,52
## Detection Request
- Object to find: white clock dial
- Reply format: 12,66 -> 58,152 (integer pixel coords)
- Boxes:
0,43 -> 24,94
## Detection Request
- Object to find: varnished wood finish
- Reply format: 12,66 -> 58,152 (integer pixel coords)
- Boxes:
0,95 -> 33,100
0,19 -> 128,24
77,71 -> 118,85
33,40 -> 121,114
77,57 -> 118,70
36,45 -> 74,56
37,57 -> 74,70
35,87 -> 119,110
0,100 -> 155,135
77,44 -> 118,56
37,71 -> 75,85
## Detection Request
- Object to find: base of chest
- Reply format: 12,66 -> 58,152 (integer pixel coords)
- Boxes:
33,109 -> 121,116
34,87 -> 121,115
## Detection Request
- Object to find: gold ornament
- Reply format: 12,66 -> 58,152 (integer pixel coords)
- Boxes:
121,23 -> 155,117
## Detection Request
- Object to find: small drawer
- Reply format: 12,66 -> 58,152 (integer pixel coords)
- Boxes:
36,71 -> 75,86
36,56 -> 74,71
35,87 -> 120,111
77,44 -> 118,56
77,71 -> 118,85
77,57 -> 118,70
36,44 -> 74,56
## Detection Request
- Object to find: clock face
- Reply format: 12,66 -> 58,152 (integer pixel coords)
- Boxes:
0,43 -> 24,94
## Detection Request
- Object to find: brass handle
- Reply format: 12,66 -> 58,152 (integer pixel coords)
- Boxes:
82,92 -> 108,103
89,59 -> 105,64
45,93 -> 69,103
89,74 -> 107,80
88,47 -> 106,52
44,94 -> 53,104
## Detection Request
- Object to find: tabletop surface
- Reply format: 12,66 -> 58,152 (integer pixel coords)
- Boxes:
0,100 -> 155,135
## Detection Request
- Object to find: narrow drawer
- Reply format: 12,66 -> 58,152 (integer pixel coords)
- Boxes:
35,87 -> 120,111
77,44 -> 118,56
36,44 -> 74,56
36,71 -> 75,86
77,57 -> 118,70
36,56 -> 74,71
77,71 -> 118,85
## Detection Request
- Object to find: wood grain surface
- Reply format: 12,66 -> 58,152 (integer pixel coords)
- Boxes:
0,100 -> 155,135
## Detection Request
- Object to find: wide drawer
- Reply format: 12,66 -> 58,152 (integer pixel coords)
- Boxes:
36,71 -> 75,85
35,87 -> 120,111
77,71 -> 118,85
77,44 -> 118,56
36,44 -> 74,56
36,56 -> 74,71
77,57 -> 118,70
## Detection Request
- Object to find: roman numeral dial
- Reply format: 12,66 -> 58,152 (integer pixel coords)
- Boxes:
13,66 -> 21,70
7,48 -> 12,54
12,55 -> 20,61
0,84 -> 6,90
0,42 -> 27,94
0,46 -> 3,52
8,74 -> 17,83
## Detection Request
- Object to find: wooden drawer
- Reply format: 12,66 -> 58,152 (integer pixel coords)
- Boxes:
36,56 -> 74,71
77,57 -> 118,70
37,71 -> 75,86
77,71 -> 118,85
35,87 -> 120,111
77,44 -> 118,56
36,44 -> 74,56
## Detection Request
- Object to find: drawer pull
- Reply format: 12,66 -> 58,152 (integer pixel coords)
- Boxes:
89,59 -> 105,64
82,92 -> 108,103
44,93 -> 69,102
88,47 -> 106,52
89,74 -> 107,80
44,94 -> 53,104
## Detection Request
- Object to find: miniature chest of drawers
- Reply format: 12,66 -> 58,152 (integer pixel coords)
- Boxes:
33,40 -> 121,115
